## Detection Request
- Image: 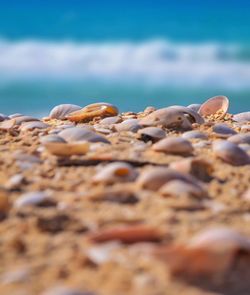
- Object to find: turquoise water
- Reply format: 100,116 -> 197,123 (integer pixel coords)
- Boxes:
0,0 -> 250,116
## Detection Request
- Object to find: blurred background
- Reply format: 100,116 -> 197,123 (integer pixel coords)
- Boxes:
0,0 -> 250,116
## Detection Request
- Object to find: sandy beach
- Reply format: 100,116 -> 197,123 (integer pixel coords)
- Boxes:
0,97 -> 250,295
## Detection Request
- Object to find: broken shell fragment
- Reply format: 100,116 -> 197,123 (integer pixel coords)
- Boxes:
67,102 -> 119,122
59,127 -> 110,144
49,104 -> 82,119
159,180 -> 207,199
44,141 -> 89,156
152,137 -> 194,156
89,224 -> 162,243
138,127 -> 166,142
198,95 -> 229,118
233,112 -> 250,123
92,162 -> 138,184
213,140 -> 250,166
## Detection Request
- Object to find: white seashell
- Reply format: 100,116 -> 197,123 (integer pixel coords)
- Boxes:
187,104 -> 202,113
21,121 -> 50,131
228,134 -> 250,145
40,135 -> 66,144
233,112 -> 250,123
14,116 -> 40,126
212,123 -> 237,138
115,119 -> 142,132
99,116 -> 122,125
15,192 -> 52,208
182,130 -> 208,140
49,104 -> 82,119
138,127 -> 166,142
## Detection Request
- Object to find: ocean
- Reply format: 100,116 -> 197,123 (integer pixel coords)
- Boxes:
0,0 -> 250,116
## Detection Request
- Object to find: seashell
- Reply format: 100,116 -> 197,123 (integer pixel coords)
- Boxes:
144,106 -> 156,113
49,104 -> 82,119
99,116 -> 122,125
213,140 -> 250,166
212,123 -> 237,138
20,121 -> 50,131
67,102 -> 119,122
228,134 -> 250,145
170,157 -> 213,182
44,141 -> 89,156
42,286 -> 94,295
0,113 -> 9,122
14,116 -> 40,126
233,112 -> 250,123
159,180 -> 207,199
169,106 -> 204,125
40,135 -> 66,144
89,224 -> 162,243
92,162 -> 138,184
0,191 -> 10,213
187,104 -> 202,113
138,127 -> 166,142
8,113 -> 23,119
6,174 -> 25,190
198,95 -> 229,118
59,127 -> 110,144
140,108 -> 188,129
241,125 -> 250,133
1,267 -> 30,284
182,130 -> 208,140
0,119 -> 16,130
114,119 -> 142,132
137,167 -> 198,191
86,242 -> 121,264
152,137 -> 193,156
188,228 -> 250,251
14,192 -> 54,208
239,144 -> 250,153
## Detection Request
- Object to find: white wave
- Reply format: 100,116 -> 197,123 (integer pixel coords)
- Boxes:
0,38 -> 250,89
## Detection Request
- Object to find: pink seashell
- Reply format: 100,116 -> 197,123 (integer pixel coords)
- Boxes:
198,95 -> 229,118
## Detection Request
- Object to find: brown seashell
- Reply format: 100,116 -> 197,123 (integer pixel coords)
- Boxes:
59,127 -> 110,144
159,180 -> 207,199
67,102 -> 119,122
92,162 -> 138,184
213,140 -> 250,166
228,134 -> 250,145
138,127 -> 166,142
89,224 -> 162,243
152,137 -> 193,156
137,167 -> 198,191
170,157 -> 213,182
233,112 -> 250,123
20,121 -> 50,131
198,95 -> 229,118
182,130 -> 208,140
114,119 -> 142,132
49,104 -> 82,119
212,123 -> 237,138
44,141 -> 89,156
0,191 -> 11,213
0,119 -> 16,130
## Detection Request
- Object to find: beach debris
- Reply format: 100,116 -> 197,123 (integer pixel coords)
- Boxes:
20,121 -> 50,131
14,191 -> 55,208
138,127 -> 166,142
137,167 -> 199,191
67,102 -> 119,122
182,130 -> 208,140
59,127 -> 110,144
152,137 -> 194,156
114,119 -> 142,132
44,141 -> 89,156
92,162 -> 138,184
212,123 -> 237,138
213,140 -> 250,166
159,180 -> 207,199
198,95 -> 229,118
155,228 -> 250,277
233,112 -> 250,123
49,104 -> 82,119
89,224 -> 162,243
170,157 -> 213,182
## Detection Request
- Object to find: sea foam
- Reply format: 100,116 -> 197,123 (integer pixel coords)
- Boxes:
0,39 -> 250,89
